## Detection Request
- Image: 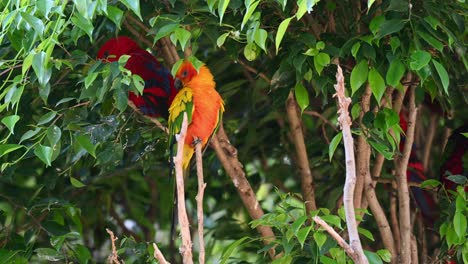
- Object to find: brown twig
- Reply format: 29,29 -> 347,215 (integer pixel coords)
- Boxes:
174,113 -> 193,264
390,181 -> 401,254
211,125 -> 276,259
395,86 -> 417,264
153,243 -> 170,264
312,216 -> 355,257
303,110 -> 338,131
106,228 -> 121,264
127,100 -> 168,133
195,139 -> 206,264
422,114 -> 437,172
333,65 -> 368,264
237,59 -> 271,83
355,84 -> 372,210
410,235 -> 419,264
286,92 -> 317,213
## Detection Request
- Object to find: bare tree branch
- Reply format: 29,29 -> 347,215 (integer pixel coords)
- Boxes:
286,92 -> 317,213
174,113 -> 193,264
355,84 -> 372,210
395,86 -> 417,264
106,228 -> 121,264
211,126 -> 277,259
153,243 -> 170,264
195,139 -> 207,264
333,65 -> 368,264
313,216 -> 356,257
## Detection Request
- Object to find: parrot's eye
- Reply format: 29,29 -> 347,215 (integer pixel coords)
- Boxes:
181,70 -> 188,78
103,51 -> 109,58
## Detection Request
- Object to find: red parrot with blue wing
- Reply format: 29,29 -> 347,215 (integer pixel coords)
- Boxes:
97,36 -> 178,118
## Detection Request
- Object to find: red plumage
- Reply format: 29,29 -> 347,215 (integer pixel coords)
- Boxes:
97,36 -> 178,118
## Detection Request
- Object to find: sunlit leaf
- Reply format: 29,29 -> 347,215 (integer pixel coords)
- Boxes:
368,67 -> 386,104
275,17 -> 293,54
351,60 -> 369,95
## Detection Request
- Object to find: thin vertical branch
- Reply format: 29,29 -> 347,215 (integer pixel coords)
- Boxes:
153,243 -> 169,264
286,92 -> 317,213
390,182 -> 401,254
195,139 -> 206,264
211,126 -> 276,259
313,216 -> 356,258
355,84 -> 372,210
422,114 -> 437,171
333,65 -> 369,264
174,113 -> 193,264
395,86 -> 417,264
106,228 -> 121,264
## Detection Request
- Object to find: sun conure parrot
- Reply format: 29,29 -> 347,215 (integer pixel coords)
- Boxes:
168,60 -> 224,170
97,36 -> 178,118
399,112 -> 438,225
440,124 -> 468,192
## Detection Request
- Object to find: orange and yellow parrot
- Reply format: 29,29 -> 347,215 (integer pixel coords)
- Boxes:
168,60 -> 224,169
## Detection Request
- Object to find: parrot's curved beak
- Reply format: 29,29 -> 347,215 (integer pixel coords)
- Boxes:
174,78 -> 182,90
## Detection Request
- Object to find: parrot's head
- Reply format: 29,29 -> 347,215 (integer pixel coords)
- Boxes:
174,60 -> 199,90
97,36 -> 140,62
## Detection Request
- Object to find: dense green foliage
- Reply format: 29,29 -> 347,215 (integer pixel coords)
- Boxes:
0,0 -> 467,263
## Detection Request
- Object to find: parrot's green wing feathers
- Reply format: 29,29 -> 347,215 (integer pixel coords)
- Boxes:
168,87 -> 194,146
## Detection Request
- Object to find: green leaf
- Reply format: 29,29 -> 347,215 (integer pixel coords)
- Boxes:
420,179 -> 441,188
74,244 -> 91,263
37,0 -> 54,18
70,13 -> 94,41
32,51 -> 52,87
350,60 -> 369,95
106,6 -> 124,27
456,195 -> 465,213
221,237 -> 250,264
291,215 -> 308,238
364,250 -> 383,264
390,37 -> 401,53
243,42 -> 257,61
294,82 -> 309,113
368,0 -> 376,10
35,248 -> 64,262
453,212 -> 467,238
21,12 -> 45,36
368,67 -> 386,104
34,145 -> 53,166
0,144 -> 23,158
275,17 -> 293,54
359,227 -> 375,241
76,135 -> 96,158
171,59 -> 184,77
217,32 -> 229,47
386,58 -> 405,87
132,74 -> 145,95
254,28 -> 268,52
271,255 -> 293,264
20,128 -> 42,143
218,0 -> 230,24
329,132 -> 343,161
409,50 -> 431,71
70,177 -> 86,188
417,31 -> 444,52
84,72 -> 98,89
241,0 -> 260,30
375,19 -> 407,39
351,42 -> 361,58
297,226 -> 312,248
174,27 -> 191,51
119,0 -> 142,20
1,115 -> 20,134
314,52 -> 330,75
47,126 -> 62,146
37,111 -> 57,126
376,249 -> 392,263
321,215 -> 342,229
313,231 -> 327,249
155,23 -> 179,42
432,60 -> 449,94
